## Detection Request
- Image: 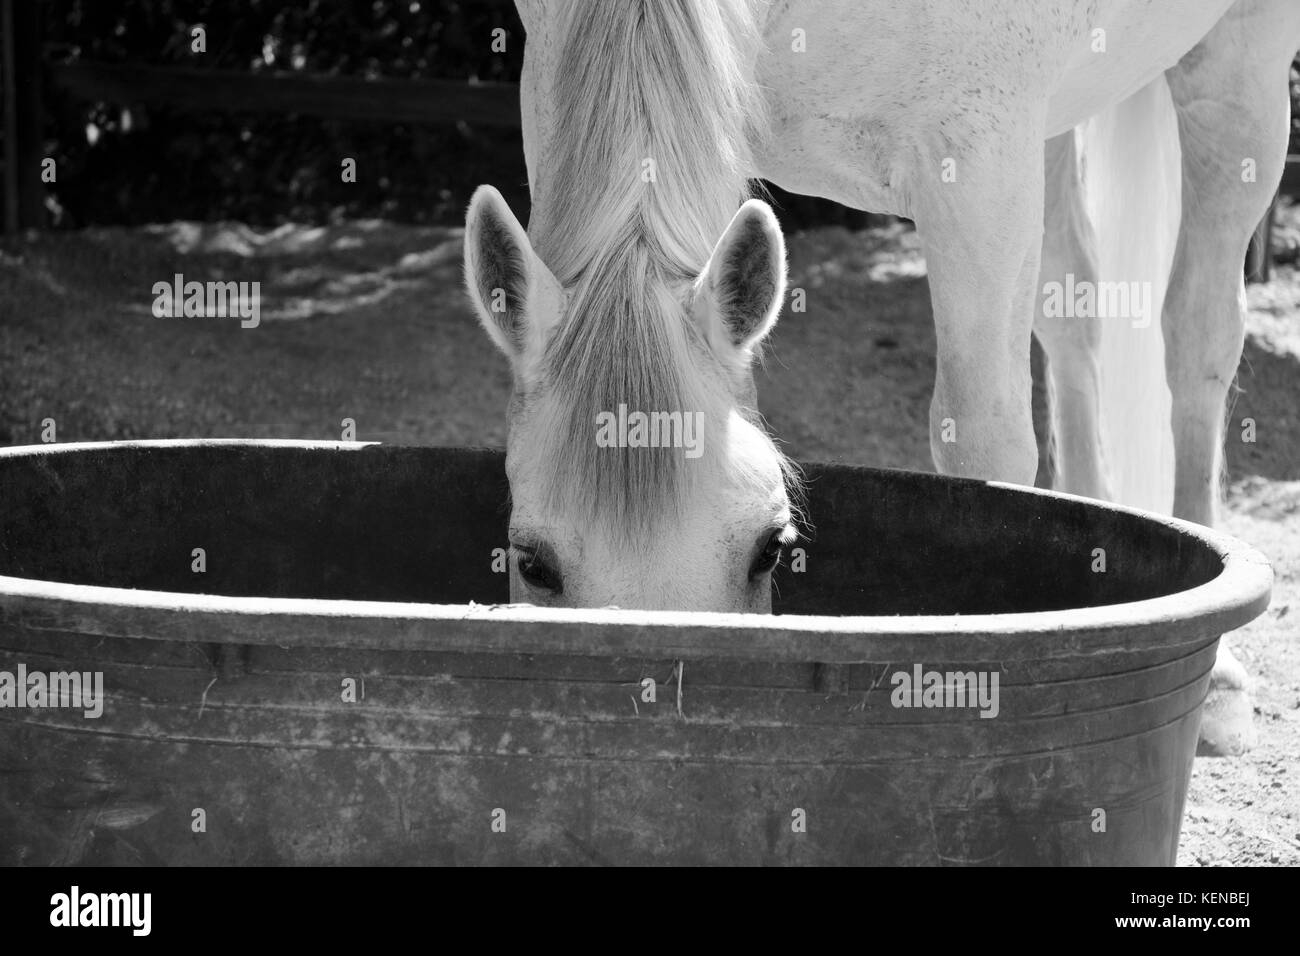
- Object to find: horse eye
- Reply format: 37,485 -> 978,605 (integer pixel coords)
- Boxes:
513,546 -> 563,593
749,530 -> 786,579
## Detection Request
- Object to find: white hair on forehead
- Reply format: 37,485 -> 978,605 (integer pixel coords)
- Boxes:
517,0 -> 793,544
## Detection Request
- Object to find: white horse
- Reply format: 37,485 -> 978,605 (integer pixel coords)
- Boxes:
463,0 -> 1300,754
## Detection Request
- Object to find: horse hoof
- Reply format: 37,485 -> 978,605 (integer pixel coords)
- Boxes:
1197,648 -> 1256,757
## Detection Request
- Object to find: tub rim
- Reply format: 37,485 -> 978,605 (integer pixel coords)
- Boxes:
0,439 -> 1274,663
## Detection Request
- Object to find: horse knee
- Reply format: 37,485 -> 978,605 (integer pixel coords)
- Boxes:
929,379 -> 1037,485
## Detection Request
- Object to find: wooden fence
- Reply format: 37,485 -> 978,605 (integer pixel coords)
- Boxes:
0,0 -> 522,235
3,60 -> 524,231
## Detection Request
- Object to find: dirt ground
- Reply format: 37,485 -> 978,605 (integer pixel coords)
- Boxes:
1,209 -> 1296,865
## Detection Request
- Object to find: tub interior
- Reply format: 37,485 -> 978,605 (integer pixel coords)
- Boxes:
0,443 -> 1223,615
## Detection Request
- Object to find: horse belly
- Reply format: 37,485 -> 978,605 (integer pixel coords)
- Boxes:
1045,0 -> 1236,136
754,0 -> 1063,216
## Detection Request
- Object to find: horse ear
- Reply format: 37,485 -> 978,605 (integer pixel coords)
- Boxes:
696,199 -> 787,367
463,185 -> 563,381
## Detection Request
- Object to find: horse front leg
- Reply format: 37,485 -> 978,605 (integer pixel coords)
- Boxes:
911,119 -> 1045,488
1163,0 -> 1300,528
1161,0 -> 1300,755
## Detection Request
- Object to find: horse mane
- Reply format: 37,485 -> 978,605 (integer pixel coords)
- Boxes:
525,0 -> 791,543
529,0 -> 768,281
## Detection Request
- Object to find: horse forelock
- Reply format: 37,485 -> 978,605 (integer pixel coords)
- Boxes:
529,245 -> 712,543
521,243 -> 797,548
